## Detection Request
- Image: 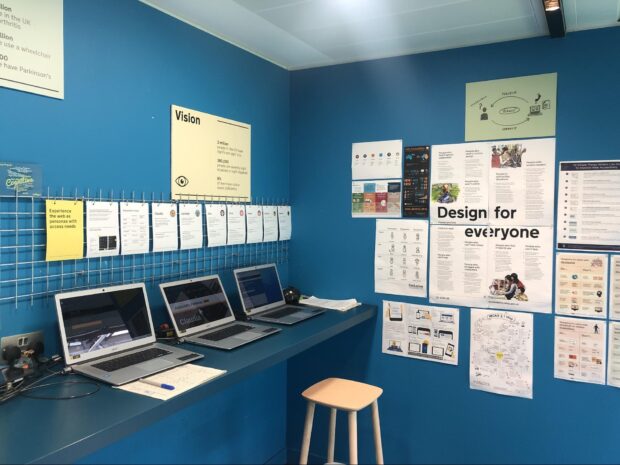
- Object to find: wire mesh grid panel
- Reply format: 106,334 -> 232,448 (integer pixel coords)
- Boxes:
0,190 -> 289,307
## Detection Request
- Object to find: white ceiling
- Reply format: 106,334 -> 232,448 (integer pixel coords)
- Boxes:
141,0 -> 620,70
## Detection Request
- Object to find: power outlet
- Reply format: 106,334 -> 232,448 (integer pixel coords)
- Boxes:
1,330 -> 44,358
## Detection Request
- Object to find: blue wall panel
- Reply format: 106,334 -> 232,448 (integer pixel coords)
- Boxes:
288,27 -> 620,464
0,1 -> 289,463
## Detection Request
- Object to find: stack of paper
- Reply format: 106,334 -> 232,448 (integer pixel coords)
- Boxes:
301,296 -> 361,312
115,364 -> 226,401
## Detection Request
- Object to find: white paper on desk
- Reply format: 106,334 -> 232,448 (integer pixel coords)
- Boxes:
179,203 -> 203,249
278,206 -> 292,240
263,206 -> 278,242
116,365 -> 226,401
227,205 -> 246,245
302,296 -> 360,311
205,204 -> 227,247
470,309 -> 533,399
246,205 -> 264,244
152,203 -> 178,252
120,202 -> 149,255
86,201 -> 120,257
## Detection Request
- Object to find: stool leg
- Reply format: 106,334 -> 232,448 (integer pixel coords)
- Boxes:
348,411 -> 358,465
371,401 -> 384,464
327,408 -> 337,463
299,401 -> 315,465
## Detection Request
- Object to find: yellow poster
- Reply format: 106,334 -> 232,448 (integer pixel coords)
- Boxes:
171,105 -> 251,201
45,199 -> 84,261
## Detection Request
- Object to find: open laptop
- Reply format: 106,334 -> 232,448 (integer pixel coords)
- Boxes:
54,283 -> 203,386
233,264 -> 324,325
159,275 -> 280,350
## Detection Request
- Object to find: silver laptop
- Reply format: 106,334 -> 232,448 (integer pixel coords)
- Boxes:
233,264 -> 325,325
159,275 -> 280,350
54,283 -> 203,386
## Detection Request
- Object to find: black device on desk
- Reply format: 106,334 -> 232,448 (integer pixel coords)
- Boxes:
233,264 -> 324,325
159,275 -> 280,350
54,283 -> 203,386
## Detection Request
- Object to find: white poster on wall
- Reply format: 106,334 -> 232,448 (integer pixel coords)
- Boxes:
470,309 -> 534,399
555,253 -> 608,318
120,202 -> 149,255
0,0 -> 64,99
611,256 -> 620,320
375,219 -> 428,298
245,205 -> 264,244
86,202 -> 120,258
179,203 -> 203,250
382,301 -> 459,365
352,139 -> 402,180
262,206 -> 279,242
205,204 -> 227,247
152,203 -> 178,252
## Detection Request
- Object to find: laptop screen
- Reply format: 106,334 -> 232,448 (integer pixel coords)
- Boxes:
57,286 -> 152,359
162,278 -> 232,332
236,265 -> 284,313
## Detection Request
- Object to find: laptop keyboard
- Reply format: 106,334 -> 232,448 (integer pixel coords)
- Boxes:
199,324 -> 253,342
262,307 -> 300,319
92,347 -> 172,372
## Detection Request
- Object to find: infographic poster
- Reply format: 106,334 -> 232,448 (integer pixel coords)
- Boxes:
352,180 -> 401,218
555,316 -> 606,385
383,301 -> 459,365
352,140 -> 402,180
555,253 -> 608,318
470,309 -> 533,399
465,73 -> 557,141
402,146 -> 430,218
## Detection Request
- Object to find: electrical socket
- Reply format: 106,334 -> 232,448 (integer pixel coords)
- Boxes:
1,330 -> 44,357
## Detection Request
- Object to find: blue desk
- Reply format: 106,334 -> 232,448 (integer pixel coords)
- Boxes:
0,305 -> 376,464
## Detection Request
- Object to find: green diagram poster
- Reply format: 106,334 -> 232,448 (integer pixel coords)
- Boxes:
465,73 -> 557,141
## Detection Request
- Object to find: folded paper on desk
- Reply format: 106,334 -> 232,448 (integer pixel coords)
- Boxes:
301,296 -> 361,312
115,364 -> 226,401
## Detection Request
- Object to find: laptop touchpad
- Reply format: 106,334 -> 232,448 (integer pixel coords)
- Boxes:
237,332 -> 258,341
139,359 -> 174,371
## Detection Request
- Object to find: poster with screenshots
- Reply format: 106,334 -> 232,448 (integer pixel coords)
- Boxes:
375,219 -> 428,298
557,161 -> 620,252
403,146 -> 430,218
555,253 -> 608,318
611,256 -> 620,320
352,140 -> 402,180
429,225 -> 553,313
352,180 -> 401,218
555,316 -> 606,385
465,73 -> 557,141
470,309 -> 533,399
607,322 -> 620,388
430,138 -> 555,227
86,202 -> 120,258
382,301 -> 459,365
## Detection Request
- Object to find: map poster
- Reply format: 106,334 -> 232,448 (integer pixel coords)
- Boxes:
465,73 -> 557,141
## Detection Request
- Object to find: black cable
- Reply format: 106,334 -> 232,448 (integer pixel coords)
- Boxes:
20,380 -> 100,400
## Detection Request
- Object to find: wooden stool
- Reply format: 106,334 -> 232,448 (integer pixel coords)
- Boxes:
299,378 -> 384,465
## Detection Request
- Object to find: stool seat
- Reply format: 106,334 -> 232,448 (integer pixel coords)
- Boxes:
302,377 -> 383,411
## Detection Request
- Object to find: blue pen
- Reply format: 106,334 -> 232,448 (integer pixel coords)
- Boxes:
138,378 -> 175,390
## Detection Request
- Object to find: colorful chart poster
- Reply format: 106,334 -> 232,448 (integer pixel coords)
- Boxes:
611,256 -> 620,320
375,219 -> 428,298
152,203 -> 178,252
430,138 -> 555,227
402,146 -> 430,218
352,140 -> 402,180
607,322 -> 620,388
86,201 -> 120,258
470,309 -> 533,399
352,180 -> 401,218
179,203 -> 203,250
382,301 -> 459,365
0,162 -> 42,196
429,225 -> 553,313
557,161 -> 620,252
465,73 -> 557,141
555,316 -> 606,385
120,202 -> 149,255
555,253 -> 608,318
45,199 -> 84,261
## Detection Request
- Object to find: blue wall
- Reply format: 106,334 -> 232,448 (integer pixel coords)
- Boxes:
0,1 -> 290,463
288,27 -> 620,464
